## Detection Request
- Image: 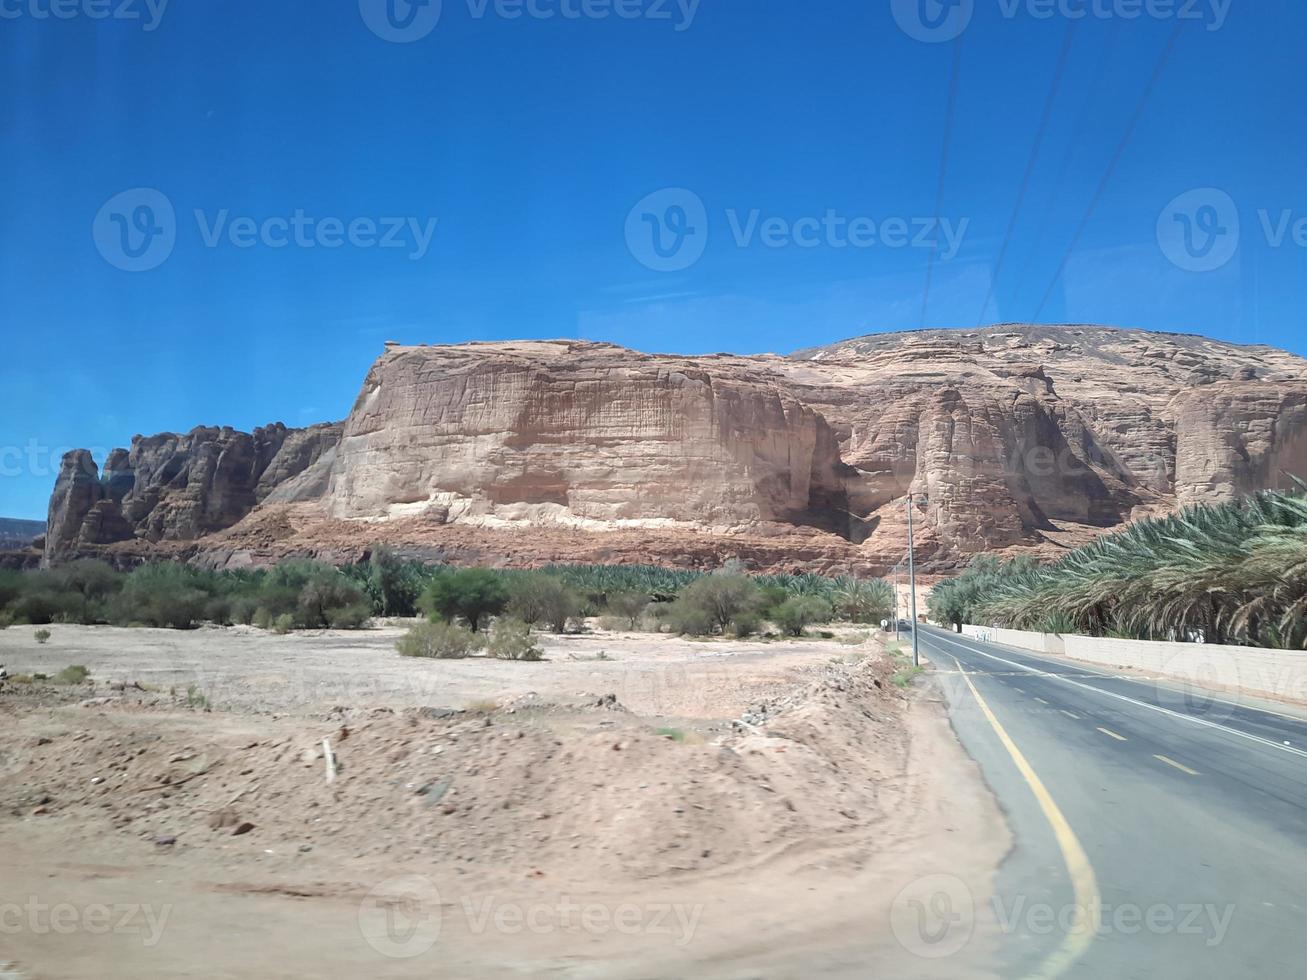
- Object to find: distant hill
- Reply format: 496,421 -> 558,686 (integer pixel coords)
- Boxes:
0,518 -> 46,549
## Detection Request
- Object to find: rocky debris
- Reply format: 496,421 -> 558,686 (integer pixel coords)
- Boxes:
41,325 -> 1307,569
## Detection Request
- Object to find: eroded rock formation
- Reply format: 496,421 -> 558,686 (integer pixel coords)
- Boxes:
40,325 -> 1307,572
44,422 -> 342,563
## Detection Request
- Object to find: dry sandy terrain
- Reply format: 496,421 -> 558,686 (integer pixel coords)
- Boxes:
0,623 -> 1009,978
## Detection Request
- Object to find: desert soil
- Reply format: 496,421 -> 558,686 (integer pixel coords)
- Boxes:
0,623 -> 1009,978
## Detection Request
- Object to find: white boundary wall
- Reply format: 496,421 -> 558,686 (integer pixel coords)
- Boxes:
959,625 -> 1307,703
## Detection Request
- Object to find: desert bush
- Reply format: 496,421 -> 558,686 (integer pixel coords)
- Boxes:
326,602 -> 372,629
230,596 -> 260,626
272,613 -> 296,634
34,627 -> 51,644
486,616 -> 542,661
109,564 -> 210,629
53,664 -> 89,685
773,596 -> 834,636
674,572 -> 763,635
396,620 -> 482,659
659,598 -> 715,636
297,568 -> 367,629
419,568 -> 509,632
604,590 -> 650,630
507,573 -> 581,633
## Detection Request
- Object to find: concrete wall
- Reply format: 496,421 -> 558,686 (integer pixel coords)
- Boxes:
960,625 -> 1064,655
960,625 -> 1307,704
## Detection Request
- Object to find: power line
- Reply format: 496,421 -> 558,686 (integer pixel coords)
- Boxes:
1009,19 -> 1122,315
1032,20 -> 1185,321
975,21 -> 1079,327
920,34 -> 965,330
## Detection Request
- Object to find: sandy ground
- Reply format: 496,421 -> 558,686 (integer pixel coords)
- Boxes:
0,623 -> 1009,978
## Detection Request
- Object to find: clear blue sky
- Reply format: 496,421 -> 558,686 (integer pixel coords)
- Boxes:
2,0 -> 1303,519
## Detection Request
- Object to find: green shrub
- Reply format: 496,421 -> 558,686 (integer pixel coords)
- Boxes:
272,613 -> 296,634
396,620 -> 482,659
773,596 -> 834,636
296,567 -> 367,629
419,568 -> 509,632
659,598 -> 715,636
109,564 -> 210,629
252,606 -> 274,630
486,617 -> 542,661
604,591 -> 650,629
53,664 -> 89,685
507,574 -> 581,633
230,596 -> 260,626
326,602 -> 372,629
34,627 -> 51,644
671,572 -> 763,635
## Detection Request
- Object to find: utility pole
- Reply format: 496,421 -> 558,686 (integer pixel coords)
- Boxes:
906,492 -> 926,667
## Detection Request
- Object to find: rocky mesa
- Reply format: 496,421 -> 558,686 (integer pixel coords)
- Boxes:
40,325 -> 1307,573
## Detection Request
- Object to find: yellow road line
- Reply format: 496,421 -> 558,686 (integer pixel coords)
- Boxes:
1096,727 -> 1127,742
952,657 -> 1100,979
1060,710 -> 1081,720
1154,754 -> 1201,776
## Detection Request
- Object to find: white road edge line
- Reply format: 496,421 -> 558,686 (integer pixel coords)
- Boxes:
923,630 -> 1307,762
937,630 -> 1307,725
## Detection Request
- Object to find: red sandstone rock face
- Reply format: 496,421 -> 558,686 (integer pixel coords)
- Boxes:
40,325 -> 1307,571
325,341 -> 852,531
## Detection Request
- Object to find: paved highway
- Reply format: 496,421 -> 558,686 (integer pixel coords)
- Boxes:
915,624 -> 1307,979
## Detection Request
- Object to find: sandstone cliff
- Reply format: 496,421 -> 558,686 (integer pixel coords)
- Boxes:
325,342 -> 857,533
40,325 -> 1307,573
44,422 -> 342,563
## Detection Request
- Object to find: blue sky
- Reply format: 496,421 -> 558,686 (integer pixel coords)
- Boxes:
1,0 -> 1304,519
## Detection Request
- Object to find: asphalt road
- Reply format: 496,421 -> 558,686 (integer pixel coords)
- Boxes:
913,624 -> 1307,979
